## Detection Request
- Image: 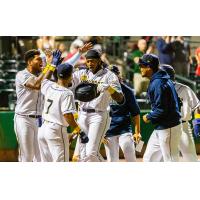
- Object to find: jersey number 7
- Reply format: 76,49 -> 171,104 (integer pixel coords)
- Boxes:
45,99 -> 53,114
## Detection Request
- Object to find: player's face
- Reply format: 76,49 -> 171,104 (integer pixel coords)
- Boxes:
86,58 -> 101,74
140,65 -> 153,78
30,55 -> 43,74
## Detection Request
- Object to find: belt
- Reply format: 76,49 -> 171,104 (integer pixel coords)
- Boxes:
182,120 -> 187,123
28,115 -> 41,118
82,108 -> 96,113
17,114 -> 41,118
81,108 -> 104,113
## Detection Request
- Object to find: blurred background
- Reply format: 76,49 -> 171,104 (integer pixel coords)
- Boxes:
0,36 -> 200,161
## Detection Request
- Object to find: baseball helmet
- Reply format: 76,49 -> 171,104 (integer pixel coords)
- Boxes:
109,65 -> 120,75
159,64 -> 175,81
138,54 -> 160,70
75,82 -> 100,102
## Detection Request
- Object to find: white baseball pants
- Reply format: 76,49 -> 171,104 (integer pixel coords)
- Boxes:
78,111 -> 110,162
104,132 -> 136,162
38,121 -> 69,162
179,122 -> 198,162
143,124 -> 182,162
14,114 -> 41,162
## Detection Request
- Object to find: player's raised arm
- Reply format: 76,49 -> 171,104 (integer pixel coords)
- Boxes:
64,42 -> 93,66
25,50 -> 62,90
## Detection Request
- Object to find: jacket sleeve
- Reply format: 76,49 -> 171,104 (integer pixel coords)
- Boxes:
146,83 -> 169,123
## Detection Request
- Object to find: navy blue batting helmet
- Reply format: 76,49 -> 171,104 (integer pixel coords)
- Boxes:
159,64 -> 175,81
109,65 -> 120,75
139,54 -> 160,71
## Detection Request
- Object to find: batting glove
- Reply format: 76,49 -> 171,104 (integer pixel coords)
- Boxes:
80,131 -> 89,144
51,50 -> 62,66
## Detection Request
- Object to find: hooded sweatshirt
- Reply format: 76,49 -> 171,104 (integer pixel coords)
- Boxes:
146,70 -> 181,130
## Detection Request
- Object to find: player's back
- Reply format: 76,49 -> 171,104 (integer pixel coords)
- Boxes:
41,79 -> 76,127
175,82 -> 199,121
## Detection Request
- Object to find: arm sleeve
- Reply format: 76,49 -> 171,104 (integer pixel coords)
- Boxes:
126,89 -> 140,116
61,92 -> 76,115
146,83 -> 168,123
64,52 -> 81,66
41,79 -> 53,95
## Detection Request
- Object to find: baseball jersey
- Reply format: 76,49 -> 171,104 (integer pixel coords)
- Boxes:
15,69 -> 43,115
41,79 -> 76,127
106,82 -> 140,137
175,82 -> 200,121
72,67 -> 122,111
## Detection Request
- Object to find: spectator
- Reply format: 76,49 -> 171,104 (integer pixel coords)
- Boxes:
195,47 -> 200,76
172,36 -> 190,76
132,39 -> 150,97
36,36 -> 55,51
57,42 -> 68,58
156,36 -> 174,65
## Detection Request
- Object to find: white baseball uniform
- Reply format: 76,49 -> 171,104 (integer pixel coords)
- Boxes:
175,82 -> 200,161
14,69 -> 43,162
38,79 -> 76,162
72,67 -> 122,162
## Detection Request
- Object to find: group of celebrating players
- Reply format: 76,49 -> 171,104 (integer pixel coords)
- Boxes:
13,42 -> 200,162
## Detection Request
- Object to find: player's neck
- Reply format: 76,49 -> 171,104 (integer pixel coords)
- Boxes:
93,65 -> 102,74
57,79 -> 68,88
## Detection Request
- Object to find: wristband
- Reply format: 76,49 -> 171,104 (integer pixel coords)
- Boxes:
42,66 -> 49,74
72,126 -> 81,135
48,64 -> 56,72
195,113 -> 200,119
107,86 -> 116,95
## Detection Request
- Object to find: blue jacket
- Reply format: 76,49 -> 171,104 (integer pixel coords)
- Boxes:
156,38 -> 174,65
146,70 -> 181,130
106,82 -> 140,137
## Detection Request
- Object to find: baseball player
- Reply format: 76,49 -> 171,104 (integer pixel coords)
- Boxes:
139,54 -> 182,162
38,63 -> 89,162
14,49 -> 62,162
72,49 -> 124,162
160,65 -> 200,161
103,65 -> 141,162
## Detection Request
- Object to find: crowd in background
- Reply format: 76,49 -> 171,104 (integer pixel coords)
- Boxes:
1,36 -> 200,101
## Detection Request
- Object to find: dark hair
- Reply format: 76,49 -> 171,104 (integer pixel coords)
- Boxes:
24,49 -> 40,64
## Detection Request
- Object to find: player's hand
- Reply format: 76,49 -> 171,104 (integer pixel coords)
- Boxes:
143,114 -> 150,123
133,132 -> 141,144
78,42 -> 93,54
51,50 -> 62,66
101,137 -> 109,145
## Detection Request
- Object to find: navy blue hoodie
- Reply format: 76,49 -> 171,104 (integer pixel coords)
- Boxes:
146,70 -> 181,130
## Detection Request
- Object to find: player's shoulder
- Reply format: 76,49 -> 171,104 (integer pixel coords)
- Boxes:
104,68 -> 118,79
16,69 -> 30,78
175,82 -> 191,92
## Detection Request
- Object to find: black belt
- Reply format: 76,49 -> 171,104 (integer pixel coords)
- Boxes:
82,108 -> 96,113
17,114 -> 41,118
28,115 -> 41,118
182,120 -> 186,123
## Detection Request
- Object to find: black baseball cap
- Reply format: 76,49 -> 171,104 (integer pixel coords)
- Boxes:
57,63 -> 73,79
139,54 -> 159,68
85,49 -> 101,59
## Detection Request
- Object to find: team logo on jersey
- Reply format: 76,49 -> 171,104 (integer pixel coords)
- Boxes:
80,74 -> 88,81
